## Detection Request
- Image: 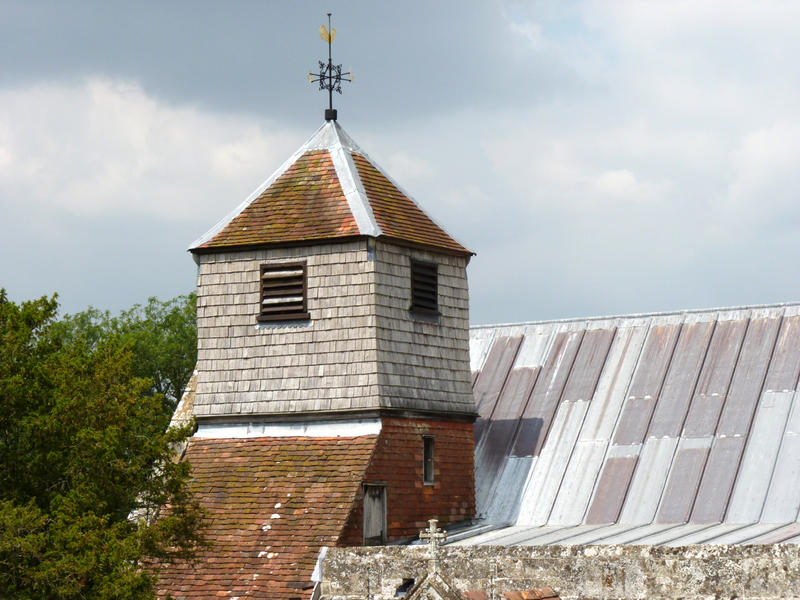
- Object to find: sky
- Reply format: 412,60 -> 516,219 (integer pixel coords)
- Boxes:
2,1 -> 800,325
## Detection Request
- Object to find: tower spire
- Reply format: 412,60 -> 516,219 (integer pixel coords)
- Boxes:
308,13 -> 352,121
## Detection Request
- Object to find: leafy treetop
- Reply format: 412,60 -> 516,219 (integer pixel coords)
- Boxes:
0,290 -> 205,600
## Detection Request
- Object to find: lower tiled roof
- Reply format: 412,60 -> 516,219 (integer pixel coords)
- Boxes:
155,435 -> 378,600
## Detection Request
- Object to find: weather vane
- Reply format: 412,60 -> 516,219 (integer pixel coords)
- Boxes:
308,13 -> 352,121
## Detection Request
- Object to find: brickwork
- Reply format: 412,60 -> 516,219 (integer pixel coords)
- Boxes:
155,435 -> 378,600
340,417 -> 476,545
193,240 -> 381,416
374,241 -> 474,415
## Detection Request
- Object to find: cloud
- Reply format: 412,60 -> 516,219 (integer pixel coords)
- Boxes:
0,78 -> 300,223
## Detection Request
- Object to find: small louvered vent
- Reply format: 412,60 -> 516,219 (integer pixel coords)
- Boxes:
410,259 -> 439,315
258,262 -> 309,322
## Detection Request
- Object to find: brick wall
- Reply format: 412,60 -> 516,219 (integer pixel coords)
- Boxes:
340,417 -> 476,545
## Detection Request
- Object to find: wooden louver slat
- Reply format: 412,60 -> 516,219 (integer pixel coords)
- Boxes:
410,259 -> 439,315
258,262 -> 309,321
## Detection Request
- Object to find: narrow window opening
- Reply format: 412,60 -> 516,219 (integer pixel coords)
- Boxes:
258,262 -> 310,322
423,436 -> 435,484
410,259 -> 439,315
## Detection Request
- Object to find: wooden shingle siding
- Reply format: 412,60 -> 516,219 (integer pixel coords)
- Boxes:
194,239 -> 475,417
194,241 -> 381,416
373,241 -> 475,415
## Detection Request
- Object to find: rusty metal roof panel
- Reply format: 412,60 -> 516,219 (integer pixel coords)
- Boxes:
683,319 -> 748,437
512,330 -> 584,457
585,455 -> 638,525
656,438 -> 711,524
466,302 -> 800,547
648,320 -> 714,438
764,315 -> 800,392
690,436 -> 746,524
717,316 -> 782,436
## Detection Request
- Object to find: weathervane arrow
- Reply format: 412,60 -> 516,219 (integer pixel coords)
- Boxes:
308,13 -> 352,121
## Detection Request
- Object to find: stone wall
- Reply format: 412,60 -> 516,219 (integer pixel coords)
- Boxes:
320,544 -> 800,599
339,417 -> 476,545
374,241 -> 474,415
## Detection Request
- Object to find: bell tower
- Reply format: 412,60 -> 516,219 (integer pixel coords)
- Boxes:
158,18 -> 476,599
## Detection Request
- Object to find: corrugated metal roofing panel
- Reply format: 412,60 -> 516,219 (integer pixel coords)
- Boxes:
619,437 -> 678,524
465,302 -> 800,547
517,400 -> 589,525
648,321 -> 714,438
513,525 -> 604,546
717,316 -> 781,436
474,367 -> 539,511
592,523 -> 683,545
683,319 -> 748,437
660,523 -> 748,545
690,436 -> 746,524
579,325 -> 648,442
515,328 -> 555,368
638,523 -> 718,546
748,522 -> 800,544
585,456 -> 638,525
704,523 -> 787,545
763,315 -> 800,392
656,438 -> 712,524
482,456 -> 534,523
469,327 -> 497,373
625,323 -> 682,400
512,330 -> 584,457
473,336 -> 523,420
561,328 -> 616,403
548,440 -> 606,525
761,390 -> 800,522
726,391 -> 794,523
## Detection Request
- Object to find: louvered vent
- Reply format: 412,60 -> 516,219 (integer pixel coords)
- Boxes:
258,262 -> 309,322
410,259 -> 439,315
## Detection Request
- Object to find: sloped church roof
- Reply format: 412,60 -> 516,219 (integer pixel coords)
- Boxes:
455,302 -> 800,547
190,120 -> 471,256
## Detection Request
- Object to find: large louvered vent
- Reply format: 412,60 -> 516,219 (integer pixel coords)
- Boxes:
410,259 -> 439,315
258,262 -> 309,322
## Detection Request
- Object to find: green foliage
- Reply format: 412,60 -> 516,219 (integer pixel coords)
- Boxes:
0,291 -> 206,599
52,293 -> 197,414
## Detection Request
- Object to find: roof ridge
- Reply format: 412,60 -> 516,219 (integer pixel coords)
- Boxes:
471,299 -> 800,329
348,143 -> 473,255
328,122 -> 381,237
188,122 -> 332,250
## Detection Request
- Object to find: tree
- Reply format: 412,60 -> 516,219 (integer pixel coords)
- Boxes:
0,291 -> 205,599
52,293 -> 197,415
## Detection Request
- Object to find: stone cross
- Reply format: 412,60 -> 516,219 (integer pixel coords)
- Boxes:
419,519 -> 447,572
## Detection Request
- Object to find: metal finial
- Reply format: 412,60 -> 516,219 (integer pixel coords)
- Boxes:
307,13 -> 352,121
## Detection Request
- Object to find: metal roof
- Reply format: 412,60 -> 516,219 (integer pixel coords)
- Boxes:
459,302 -> 800,546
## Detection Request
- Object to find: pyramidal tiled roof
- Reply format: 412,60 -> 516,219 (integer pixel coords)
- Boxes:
190,121 -> 471,255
